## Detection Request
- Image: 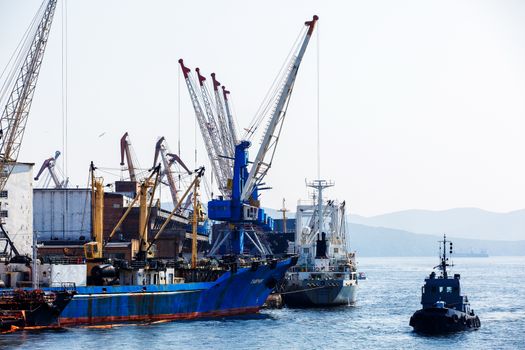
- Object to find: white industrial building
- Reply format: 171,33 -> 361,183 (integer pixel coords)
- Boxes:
1,162 -> 34,257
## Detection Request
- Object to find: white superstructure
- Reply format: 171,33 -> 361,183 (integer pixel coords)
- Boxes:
291,180 -> 354,269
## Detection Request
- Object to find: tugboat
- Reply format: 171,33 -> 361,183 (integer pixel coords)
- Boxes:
0,288 -> 76,332
410,235 -> 481,333
280,180 -> 358,307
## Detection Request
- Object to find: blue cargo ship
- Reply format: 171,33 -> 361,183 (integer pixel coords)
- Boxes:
48,258 -> 295,326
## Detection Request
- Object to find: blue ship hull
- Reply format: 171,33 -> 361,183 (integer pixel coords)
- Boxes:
47,258 -> 293,326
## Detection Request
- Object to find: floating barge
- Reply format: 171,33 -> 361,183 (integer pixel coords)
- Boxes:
0,289 -> 75,332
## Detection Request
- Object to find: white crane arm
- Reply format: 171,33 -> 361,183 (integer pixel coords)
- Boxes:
240,16 -> 318,202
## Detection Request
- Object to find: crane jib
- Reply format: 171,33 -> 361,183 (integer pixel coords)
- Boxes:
0,0 -> 58,258
239,15 -> 318,203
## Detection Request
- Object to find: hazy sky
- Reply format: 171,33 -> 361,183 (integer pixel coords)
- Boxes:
1,0 -> 524,216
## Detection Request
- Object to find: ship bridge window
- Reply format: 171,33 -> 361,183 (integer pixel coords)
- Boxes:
439,286 -> 444,293
446,286 -> 453,293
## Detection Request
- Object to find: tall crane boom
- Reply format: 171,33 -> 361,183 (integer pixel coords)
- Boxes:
195,68 -> 233,186
0,0 -> 58,192
178,59 -> 230,196
120,132 -> 137,182
240,15 -> 318,202
211,73 -> 235,159
222,86 -> 238,149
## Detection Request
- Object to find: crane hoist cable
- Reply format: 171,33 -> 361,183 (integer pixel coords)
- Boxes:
0,1 -> 47,104
243,26 -> 307,141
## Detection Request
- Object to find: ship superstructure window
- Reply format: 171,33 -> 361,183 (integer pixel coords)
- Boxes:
303,248 -> 309,254
0,191 -> 7,198
0,210 -> 8,218
446,287 -> 453,293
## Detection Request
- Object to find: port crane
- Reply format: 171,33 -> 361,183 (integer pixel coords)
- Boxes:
120,132 -> 139,182
181,16 -> 318,255
153,137 -> 192,208
33,150 -> 68,188
0,0 -> 58,258
178,61 -> 237,197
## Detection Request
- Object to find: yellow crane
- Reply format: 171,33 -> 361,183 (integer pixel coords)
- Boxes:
278,198 -> 289,233
84,162 -> 104,260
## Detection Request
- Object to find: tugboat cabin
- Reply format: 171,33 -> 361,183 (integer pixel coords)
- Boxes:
422,272 -> 469,312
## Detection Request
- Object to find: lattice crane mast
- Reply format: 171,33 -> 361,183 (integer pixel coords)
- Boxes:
221,86 -> 238,150
211,73 -> 235,160
178,60 -> 232,196
0,0 -> 58,258
0,0 -> 58,192
195,68 -> 233,186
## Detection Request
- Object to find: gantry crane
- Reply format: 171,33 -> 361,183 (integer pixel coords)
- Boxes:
181,16 -> 318,255
34,150 -> 68,188
0,0 -> 58,258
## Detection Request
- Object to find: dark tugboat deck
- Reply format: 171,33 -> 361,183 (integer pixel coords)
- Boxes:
409,235 -> 480,334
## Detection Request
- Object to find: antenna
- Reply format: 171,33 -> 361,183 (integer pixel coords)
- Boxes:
436,234 -> 454,278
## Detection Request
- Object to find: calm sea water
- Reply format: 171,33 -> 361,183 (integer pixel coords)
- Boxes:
1,256 -> 524,349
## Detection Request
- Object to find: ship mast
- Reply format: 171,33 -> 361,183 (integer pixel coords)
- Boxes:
437,234 -> 453,278
307,180 -> 334,237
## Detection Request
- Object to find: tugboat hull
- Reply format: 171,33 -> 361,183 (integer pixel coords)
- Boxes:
282,282 -> 357,308
410,307 -> 481,334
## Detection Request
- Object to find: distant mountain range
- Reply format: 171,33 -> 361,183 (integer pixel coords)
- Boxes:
349,208 -> 525,241
347,223 -> 525,257
264,206 -> 525,256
